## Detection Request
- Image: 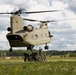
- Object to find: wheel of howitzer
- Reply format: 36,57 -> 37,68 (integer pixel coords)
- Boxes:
37,54 -> 46,62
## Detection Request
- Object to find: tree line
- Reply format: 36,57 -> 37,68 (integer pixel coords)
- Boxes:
0,50 -> 76,57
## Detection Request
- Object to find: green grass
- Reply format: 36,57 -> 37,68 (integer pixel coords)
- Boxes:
0,56 -> 76,75
47,56 -> 76,62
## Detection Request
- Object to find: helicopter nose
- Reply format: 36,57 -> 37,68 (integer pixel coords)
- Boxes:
6,35 -> 23,41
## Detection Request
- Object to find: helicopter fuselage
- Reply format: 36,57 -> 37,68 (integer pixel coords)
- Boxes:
6,26 -> 52,47
6,14 -> 53,50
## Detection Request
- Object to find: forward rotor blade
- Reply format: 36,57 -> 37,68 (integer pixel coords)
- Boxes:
0,10 -> 60,14
0,12 -> 14,14
22,10 -> 60,14
0,8 -> 24,14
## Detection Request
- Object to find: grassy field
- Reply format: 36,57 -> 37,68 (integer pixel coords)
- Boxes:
0,56 -> 76,75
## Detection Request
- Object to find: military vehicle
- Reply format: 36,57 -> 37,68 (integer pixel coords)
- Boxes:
0,9 -> 55,52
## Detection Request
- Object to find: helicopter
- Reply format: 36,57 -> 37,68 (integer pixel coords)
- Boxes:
0,9 -> 60,52
0,9 -> 75,52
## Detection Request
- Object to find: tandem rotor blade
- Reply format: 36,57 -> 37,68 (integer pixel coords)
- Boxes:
47,18 -> 76,22
22,10 -> 60,14
0,12 -> 13,14
23,18 -> 41,22
23,18 -> 76,22
0,10 -> 60,14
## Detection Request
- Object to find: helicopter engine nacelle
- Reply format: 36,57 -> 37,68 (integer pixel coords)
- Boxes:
27,25 -> 33,32
7,27 -> 11,31
24,25 -> 33,32
40,22 -> 48,29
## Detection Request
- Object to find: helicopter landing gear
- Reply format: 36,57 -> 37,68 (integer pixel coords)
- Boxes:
23,45 -> 34,62
44,44 -> 49,50
9,47 -> 13,52
27,45 -> 34,53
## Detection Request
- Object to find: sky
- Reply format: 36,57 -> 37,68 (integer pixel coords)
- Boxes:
0,0 -> 76,50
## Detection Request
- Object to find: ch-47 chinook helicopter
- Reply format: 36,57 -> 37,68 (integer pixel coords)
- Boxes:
0,9 -> 60,52
0,9 -> 75,52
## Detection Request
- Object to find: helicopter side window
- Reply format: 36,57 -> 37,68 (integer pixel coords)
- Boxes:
16,21 -> 18,23
32,34 -> 38,40
35,34 -> 38,38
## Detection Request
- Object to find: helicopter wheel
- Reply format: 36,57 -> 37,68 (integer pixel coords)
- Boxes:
27,45 -> 34,53
44,45 -> 49,50
9,47 -> 12,52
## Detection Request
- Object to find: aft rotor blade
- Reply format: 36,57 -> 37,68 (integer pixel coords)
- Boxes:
23,18 -> 76,22
47,18 -> 76,22
22,10 -> 60,14
23,18 -> 41,22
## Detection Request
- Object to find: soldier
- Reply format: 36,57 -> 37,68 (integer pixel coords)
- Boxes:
23,53 -> 29,62
39,47 -> 42,56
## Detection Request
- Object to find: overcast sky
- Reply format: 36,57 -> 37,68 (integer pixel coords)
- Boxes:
0,0 -> 76,50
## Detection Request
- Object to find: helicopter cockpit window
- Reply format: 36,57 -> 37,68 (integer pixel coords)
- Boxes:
6,35 -> 23,41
